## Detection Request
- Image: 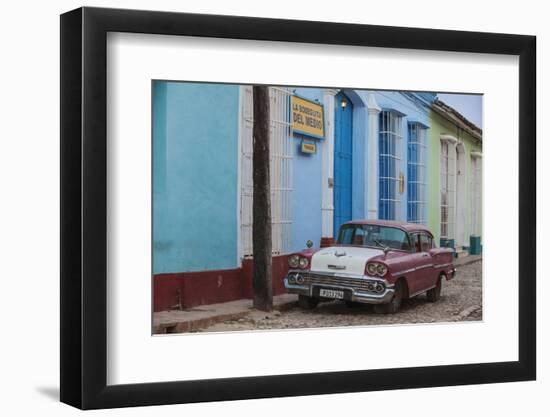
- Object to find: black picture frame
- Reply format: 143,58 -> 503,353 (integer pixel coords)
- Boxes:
60,6 -> 536,410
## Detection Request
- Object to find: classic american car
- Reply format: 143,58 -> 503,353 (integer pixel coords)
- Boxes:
284,220 -> 456,314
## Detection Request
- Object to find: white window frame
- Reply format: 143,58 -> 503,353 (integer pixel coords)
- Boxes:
379,110 -> 403,221
407,123 -> 427,224
240,86 -> 293,258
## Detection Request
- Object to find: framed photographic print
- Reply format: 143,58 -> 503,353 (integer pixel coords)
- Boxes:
60,6 -> 536,410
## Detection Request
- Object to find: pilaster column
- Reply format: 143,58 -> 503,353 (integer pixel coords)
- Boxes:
470,151 -> 483,237
366,93 -> 381,219
321,89 -> 338,245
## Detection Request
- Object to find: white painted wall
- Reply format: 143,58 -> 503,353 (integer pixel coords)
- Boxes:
455,142 -> 467,247
321,89 -> 338,239
366,93 -> 381,219
0,1 -> 545,416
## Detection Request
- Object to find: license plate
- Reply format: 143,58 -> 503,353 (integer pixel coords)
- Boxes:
319,288 -> 344,299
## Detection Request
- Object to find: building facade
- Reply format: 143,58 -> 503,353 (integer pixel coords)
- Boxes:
427,99 -> 483,256
152,81 -> 482,311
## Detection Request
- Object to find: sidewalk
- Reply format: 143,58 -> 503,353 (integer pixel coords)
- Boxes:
153,255 -> 482,334
154,293 -> 298,334
454,254 -> 482,268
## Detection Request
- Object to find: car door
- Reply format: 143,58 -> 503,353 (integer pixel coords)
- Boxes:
417,232 -> 439,290
407,232 -> 436,295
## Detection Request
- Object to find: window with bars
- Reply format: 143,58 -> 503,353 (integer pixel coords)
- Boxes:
379,111 -> 403,220
407,123 -> 427,224
240,86 -> 293,258
440,140 -> 456,240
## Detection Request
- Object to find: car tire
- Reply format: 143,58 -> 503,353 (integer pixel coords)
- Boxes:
373,280 -> 404,314
426,275 -> 443,302
298,295 -> 319,309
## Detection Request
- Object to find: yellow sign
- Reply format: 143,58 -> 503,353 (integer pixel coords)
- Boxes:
291,95 -> 325,139
301,141 -> 317,154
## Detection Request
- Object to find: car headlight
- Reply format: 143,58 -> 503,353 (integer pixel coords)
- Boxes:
288,254 -> 300,268
298,256 -> 309,269
376,263 -> 388,276
366,262 -> 388,277
288,274 -> 296,284
366,263 -> 378,275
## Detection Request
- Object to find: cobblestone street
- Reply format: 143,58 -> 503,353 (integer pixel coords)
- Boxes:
197,259 -> 482,333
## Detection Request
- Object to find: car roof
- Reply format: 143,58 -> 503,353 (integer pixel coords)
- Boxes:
342,219 -> 432,234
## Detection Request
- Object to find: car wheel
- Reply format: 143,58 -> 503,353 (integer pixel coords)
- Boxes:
426,275 -> 443,302
298,295 -> 319,309
373,280 -> 404,314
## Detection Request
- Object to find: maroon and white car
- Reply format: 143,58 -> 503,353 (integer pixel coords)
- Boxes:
284,220 -> 456,314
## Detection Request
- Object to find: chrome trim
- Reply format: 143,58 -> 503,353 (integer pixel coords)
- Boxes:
433,262 -> 452,269
288,269 -> 366,280
302,274 -> 386,292
287,269 -> 392,286
394,264 -> 434,276
393,267 -> 415,276
284,274 -> 395,305
409,285 -> 436,298
327,264 -> 346,270
414,264 -> 434,271
284,281 -> 310,296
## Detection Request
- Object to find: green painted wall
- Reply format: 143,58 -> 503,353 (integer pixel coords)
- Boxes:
427,109 -> 482,246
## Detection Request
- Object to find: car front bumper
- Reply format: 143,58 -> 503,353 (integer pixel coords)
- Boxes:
284,271 -> 395,305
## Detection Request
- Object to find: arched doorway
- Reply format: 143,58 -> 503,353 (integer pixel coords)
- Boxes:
455,142 -> 466,248
333,92 -> 353,236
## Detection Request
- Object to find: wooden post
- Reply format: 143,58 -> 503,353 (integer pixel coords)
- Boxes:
252,85 -> 273,311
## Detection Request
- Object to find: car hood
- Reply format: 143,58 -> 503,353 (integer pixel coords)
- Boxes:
310,246 -> 385,275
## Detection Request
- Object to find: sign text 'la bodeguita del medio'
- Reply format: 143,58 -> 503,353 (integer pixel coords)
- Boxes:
291,95 -> 325,139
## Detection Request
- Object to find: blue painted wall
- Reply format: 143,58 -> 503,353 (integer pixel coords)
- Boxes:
366,91 -> 430,222
152,81 -> 240,273
152,83 -> 431,271
325,90 -> 430,224
288,88 -> 430,251
291,88 -> 324,251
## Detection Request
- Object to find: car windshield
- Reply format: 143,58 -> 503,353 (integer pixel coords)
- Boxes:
337,224 -> 411,251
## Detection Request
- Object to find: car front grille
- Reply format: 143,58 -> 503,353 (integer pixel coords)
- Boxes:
302,273 -> 384,292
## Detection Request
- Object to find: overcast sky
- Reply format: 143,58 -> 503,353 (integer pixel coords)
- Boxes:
437,93 -> 483,129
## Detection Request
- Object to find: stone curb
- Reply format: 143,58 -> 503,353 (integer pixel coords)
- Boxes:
454,256 -> 482,268
155,310 -> 250,334
154,297 -> 298,334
